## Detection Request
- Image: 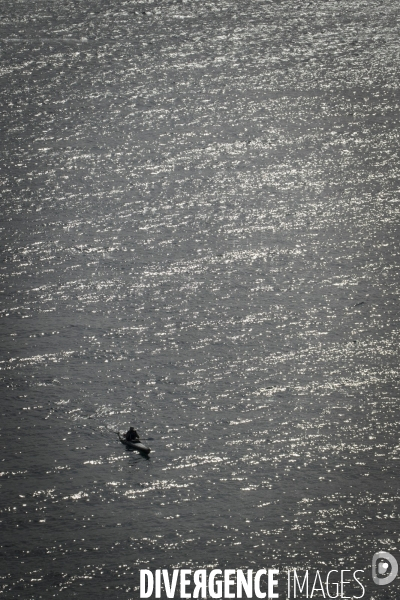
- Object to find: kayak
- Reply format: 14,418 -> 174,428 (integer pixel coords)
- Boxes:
118,432 -> 151,454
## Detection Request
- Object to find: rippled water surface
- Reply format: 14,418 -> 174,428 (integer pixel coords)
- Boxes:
1,0 -> 400,598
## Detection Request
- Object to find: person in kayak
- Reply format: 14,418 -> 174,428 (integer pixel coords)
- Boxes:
125,427 -> 140,442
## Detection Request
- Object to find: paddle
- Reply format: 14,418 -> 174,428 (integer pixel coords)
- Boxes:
115,431 -> 154,441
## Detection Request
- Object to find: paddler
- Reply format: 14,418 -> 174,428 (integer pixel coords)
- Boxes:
125,427 -> 140,442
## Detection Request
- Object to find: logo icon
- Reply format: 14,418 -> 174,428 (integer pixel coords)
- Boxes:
372,551 -> 398,586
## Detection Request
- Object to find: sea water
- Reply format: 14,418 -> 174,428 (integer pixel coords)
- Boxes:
1,0 -> 400,598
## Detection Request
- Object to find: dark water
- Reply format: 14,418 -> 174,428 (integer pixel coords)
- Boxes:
1,0 -> 400,598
